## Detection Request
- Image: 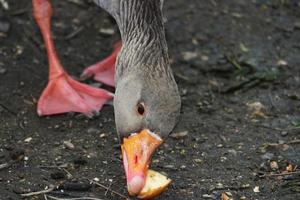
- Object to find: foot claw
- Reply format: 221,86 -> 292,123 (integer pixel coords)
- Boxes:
79,72 -> 91,81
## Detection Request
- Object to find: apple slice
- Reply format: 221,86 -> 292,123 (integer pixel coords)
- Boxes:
137,169 -> 171,199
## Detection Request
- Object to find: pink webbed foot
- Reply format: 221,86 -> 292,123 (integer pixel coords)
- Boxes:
81,41 -> 122,87
37,73 -> 113,117
33,0 -> 113,117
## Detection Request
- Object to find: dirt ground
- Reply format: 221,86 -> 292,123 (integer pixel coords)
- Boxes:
1,0 -> 300,199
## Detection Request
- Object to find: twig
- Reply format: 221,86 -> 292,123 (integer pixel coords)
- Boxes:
262,139 -> 300,149
268,93 -> 280,113
21,185 -> 56,197
65,26 -> 84,40
221,76 -> 261,94
0,159 -> 22,171
10,8 -> 29,16
65,0 -> 88,8
104,182 -> 113,196
209,184 -> 250,192
39,164 -> 73,178
39,164 -> 69,169
62,168 -> 73,179
175,72 -> 190,82
287,139 -> 300,145
45,195 -> 103,200
18,27 -> 44,81
88,179 -> 130,200
0,102 -> 17,116
259,171 -> 300,178
0,163 -> 9,170
257,124 -> 300,131
225,55 -> 242,70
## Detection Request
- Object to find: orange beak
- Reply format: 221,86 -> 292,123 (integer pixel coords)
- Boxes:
121,129 -> 163,196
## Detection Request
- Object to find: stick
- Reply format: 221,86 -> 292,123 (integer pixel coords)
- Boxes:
45,195 -> 103,200
65,0 -> 87,8
0,163 -> 9,170
0,102 -> 17,116
225,55 -> 242,70
21,185 -> 56,197
0,159 -> 22,171
209,184 -> 250,192
257,124 -> 300,131
88,179 -> 130,200
263,139 -> 300,148
65,26 -> 84,40
39,164 -> 73,178
259,171 -> 300,178
104,182 -> 112,196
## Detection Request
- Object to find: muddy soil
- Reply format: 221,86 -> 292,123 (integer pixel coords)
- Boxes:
0,0 -> 300,199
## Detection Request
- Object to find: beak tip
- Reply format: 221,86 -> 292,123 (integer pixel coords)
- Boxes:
127,175 -> 145,196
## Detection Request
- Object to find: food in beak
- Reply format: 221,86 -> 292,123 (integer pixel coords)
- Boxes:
137,169 -> 171,199
121,129 -> 163,196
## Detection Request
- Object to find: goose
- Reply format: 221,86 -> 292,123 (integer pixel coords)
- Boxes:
32,0 -> 181,196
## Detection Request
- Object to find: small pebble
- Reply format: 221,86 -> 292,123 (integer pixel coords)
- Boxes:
63,140 -> 75,150
202,194 -> 215,199
24,137 -> 32,143
225,192 -> 232,197
216,182 -> 224,189
87,128 -> 100,134
281,131 -> 288,136
99,28 -> 115,35
0,0 -> 9,10
170,131 -> 188,139
0,66 -> 6,74
93,177 -> 100,182
277,60 -> 288,66
270,161 -> 279,170
182,51 -> 198,61
261,152 -> 274,160
228,149 -> 238,156
253,186 -> 260,193
220,156 -> 227,162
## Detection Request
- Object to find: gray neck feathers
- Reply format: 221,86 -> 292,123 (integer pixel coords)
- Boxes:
113,0 -> 170,80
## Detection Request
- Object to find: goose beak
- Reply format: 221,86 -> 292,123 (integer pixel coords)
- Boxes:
121,129 -> 163,196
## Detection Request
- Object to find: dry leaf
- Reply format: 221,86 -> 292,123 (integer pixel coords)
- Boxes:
247,102 -> 266,118
286,164 -> 294,172
221,192 -> 230,200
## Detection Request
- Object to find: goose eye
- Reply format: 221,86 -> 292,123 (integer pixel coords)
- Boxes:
137,102 -> 145,116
